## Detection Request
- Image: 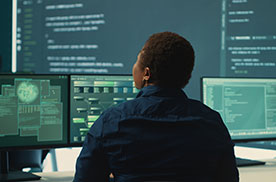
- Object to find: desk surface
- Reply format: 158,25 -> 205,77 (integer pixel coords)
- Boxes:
26,171 -> 73,182
24,159 -> 276,182
238,159 -> 276,182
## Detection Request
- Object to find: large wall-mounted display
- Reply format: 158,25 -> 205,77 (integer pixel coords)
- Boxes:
11,0 -> 276,99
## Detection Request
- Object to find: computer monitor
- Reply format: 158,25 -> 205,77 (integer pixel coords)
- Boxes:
70,74 -> 139,145
201,77 -> 276,142
0,74 -> 69,181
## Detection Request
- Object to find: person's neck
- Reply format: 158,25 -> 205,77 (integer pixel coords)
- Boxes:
143,82 -> 155,87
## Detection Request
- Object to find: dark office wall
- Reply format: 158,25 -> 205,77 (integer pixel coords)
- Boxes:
0,1 -> 12,73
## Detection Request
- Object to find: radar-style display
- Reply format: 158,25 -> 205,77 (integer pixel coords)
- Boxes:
70,75 -> 139,143
0,75 -> 68,149
17,81 -> 39,103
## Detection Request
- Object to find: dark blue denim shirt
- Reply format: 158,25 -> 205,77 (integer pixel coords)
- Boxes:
74,85 -> 239,182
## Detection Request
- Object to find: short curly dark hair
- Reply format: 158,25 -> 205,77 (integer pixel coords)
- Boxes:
140,32 -> 195,88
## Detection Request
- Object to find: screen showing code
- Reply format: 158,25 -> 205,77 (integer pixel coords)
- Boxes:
12,0 -> 276,100
221,0 -> 276,76
202,78 -> 276,140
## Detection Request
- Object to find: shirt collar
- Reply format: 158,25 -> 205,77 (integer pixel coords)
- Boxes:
136,85 -> 188,99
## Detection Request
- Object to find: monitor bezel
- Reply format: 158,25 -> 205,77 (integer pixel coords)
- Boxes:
68,73 -> 134,147
200,76 -> 276,143
0,73 -> 71,151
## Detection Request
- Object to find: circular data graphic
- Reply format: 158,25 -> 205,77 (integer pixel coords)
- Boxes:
17,82 -> 39,103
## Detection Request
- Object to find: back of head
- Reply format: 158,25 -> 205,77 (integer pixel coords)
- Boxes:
140,32 -> 195,88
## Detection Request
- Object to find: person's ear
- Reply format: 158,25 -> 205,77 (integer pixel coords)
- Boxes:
143,67 -> 151,81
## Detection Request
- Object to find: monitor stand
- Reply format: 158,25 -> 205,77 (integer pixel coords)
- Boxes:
235,157 -> 266,167
0,151 -> 41,181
